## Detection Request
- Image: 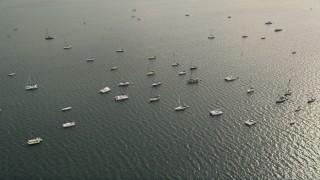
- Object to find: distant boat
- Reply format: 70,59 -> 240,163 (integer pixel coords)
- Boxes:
118,82 -> 130,86
152,81 -> 162,87
63,121 -> 75,128
190,65 -> 198,70
63,39 -> 72,49
274,28 -> 283,32
261,37 -> 266,40
295,106 -> 301,112
8,73 -> 16,76
25,75 -> 38,90
242,35 -> 248,38
87,51 -> 94,62
276,96 -> 286,103
100,86 -> 111,93
172,53 -> 179,66
187,70 -> 200,84
245,119 -> 257,126
284,79 -> 292,96
174,96 -> 189,111
210,109 -> 223,116
61,107 -> 72,112
27,137 -> 43,145
185,14 -> 189,17
228,16 -> 231,18
63,45 -> 72,49
110,66 -> 118,70
45,28 -> 54,40
208,28 -> 215,39
307,97 -> 316,104
247,87 -> 255,93
87,57 -> 94,62
265,21 -> 272,25
115,94 -> 129,101
149,95 -> 160,102
147,71 -> 155,76
179,71 -> 186,75
116,49 -> 124,52
13,28 -> 18,30
148,56 -> 156,60
292,47 -> 296,54
225,76 -> 238,82
187,78 -> 200,84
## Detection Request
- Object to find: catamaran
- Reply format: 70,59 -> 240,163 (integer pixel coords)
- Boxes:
100,87 -> 111,93
115,94 -> 129,101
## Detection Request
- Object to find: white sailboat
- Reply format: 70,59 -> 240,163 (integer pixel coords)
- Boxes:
87,50 -> 94,62
172,53 -> 179,66
174,96 -> 189,111
25,75 -> 38,90
63,39 -> 72,49
284,79 -> 292,96
208,28 -> 215,39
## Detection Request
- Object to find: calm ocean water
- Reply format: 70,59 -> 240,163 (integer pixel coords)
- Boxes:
1,0 -> 320,178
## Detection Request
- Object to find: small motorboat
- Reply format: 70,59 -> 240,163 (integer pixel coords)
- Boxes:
8,73 -> 16,76
111,66 -> 118,70
147,71 -> 155,76
61,107 -> 72,112
87,57 -> 95,62
210,109 -> 223,116
63,121 -> 75,128
148,56 -> 156,60
245,119 -> 257,126
152,81 -> 162,87
27,137 -> 43,145
265,21 -> 272,25
307,97 -> 316,104
179,71 -> 186,75
63,45 -> 72,49
225,76 -> 238,82
247,87 -> 255,94
295,106 -> 301,112
118,82 -> 130,86
116,49 -> 124,52
208,35 -> 215,39
274,28 -> 283,32
149,95 -> 160,102
276,96 -> 287,103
